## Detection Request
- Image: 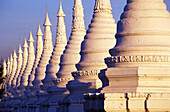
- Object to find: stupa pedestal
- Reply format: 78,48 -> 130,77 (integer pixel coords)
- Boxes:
85,0 -> 170,111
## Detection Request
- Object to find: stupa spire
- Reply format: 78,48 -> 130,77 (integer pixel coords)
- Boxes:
57,0 -> 65,17
13,49 -> 17,58
9,54 -> 13,75
18,43 -> 23,54
36,22 -> 43,36
28,31 -> 34,42
6,57 -> 10,75
44,7 -> 52,26
23,37 -> 28,48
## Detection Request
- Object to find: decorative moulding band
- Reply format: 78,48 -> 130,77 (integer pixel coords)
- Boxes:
105,55 -> 170,64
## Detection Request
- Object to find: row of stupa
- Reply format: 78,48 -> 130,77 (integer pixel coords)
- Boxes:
1,0 -> 170,111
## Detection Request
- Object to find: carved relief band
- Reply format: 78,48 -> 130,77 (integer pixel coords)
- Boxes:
105,55 -> 170,64
72,70 -> 100,78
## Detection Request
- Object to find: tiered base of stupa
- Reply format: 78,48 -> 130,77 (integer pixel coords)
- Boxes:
84,66 -> 170,111
84,92 -> 170,112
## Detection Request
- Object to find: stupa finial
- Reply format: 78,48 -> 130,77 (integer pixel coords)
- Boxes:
28,30 -> 34,43
57,0 -> 65,17
36,20 -> 43,36
23,35 -> 28,48
44,6 -> 52,26
18,43 -> 23,54
13,49 -> 17,58
10,54 -> 13,62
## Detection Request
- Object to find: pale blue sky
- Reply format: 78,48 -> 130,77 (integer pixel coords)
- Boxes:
0,0 -> 170,59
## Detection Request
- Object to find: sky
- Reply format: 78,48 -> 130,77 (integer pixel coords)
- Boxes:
0,0 -> 170,59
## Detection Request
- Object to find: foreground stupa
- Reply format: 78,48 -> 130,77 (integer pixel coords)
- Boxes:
84,0 -> 170,111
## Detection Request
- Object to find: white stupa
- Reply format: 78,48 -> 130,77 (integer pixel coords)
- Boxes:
29,8 -> 53,111
2,59 -> 9,89
7,58 -> 10,76
18,31 -> 35,91
4,50 -> 17,111
2,59 -> 7,78
13,38 -> 29,111
46,0 -> 86,111
43,0 -> 67,89
8,54 -> 13,80
27,23 -> 43,89
16,37 -> 28,88
32,9 -> 53,92
35,1 -> 67,109
1,60 -> 7,89
25,22 -> 44,111
85,0 -> 170,111
11,44 -> 23,89
8,50 -> 17,90
65,0 -> 117,111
